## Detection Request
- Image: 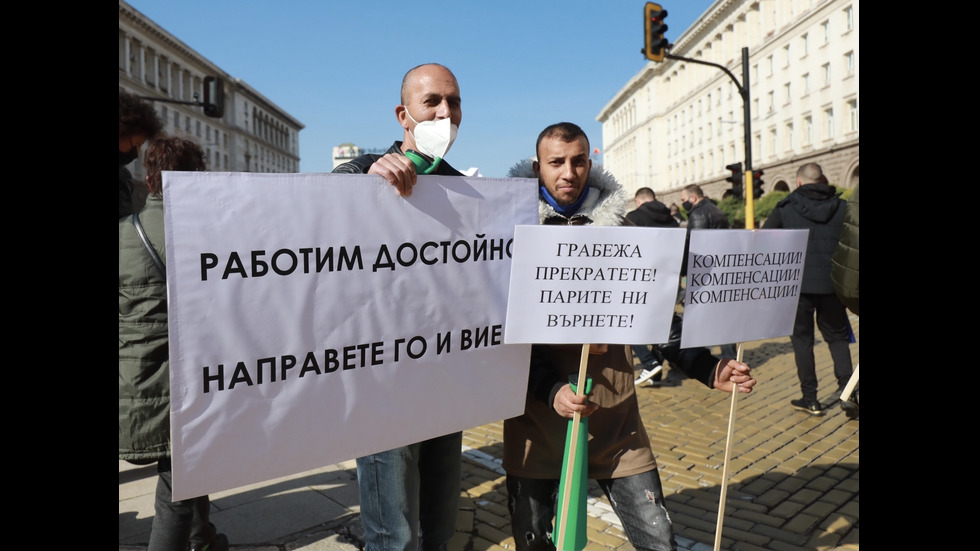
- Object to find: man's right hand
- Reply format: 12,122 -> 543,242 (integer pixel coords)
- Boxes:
553,384 -> 599,419
367,153 -> 418,197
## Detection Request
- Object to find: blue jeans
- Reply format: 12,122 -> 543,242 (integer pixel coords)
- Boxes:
356,432 -> 462,551
148,457 -> 218,551
506,470 -> 678,551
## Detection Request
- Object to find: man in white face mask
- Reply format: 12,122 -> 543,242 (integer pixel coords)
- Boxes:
333,63 -> 463,198
331,63 -> 465,551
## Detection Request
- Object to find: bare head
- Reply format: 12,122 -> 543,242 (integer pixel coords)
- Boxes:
796,162 -> 824,186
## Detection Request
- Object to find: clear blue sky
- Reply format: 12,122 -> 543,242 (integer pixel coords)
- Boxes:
126,0 -> 714,178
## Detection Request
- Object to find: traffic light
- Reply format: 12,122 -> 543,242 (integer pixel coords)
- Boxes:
726,162 -> 743,199
644,3 -> 669,62
752,169 -> 765,199
203,76 -> 225,118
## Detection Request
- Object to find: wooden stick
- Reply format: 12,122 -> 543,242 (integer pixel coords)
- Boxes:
839,364 -> 859,402
713,342 -> 742,551
555,343 -> 590,551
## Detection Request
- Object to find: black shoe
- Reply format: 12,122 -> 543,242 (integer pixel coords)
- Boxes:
840,389 -> 859,419
791,398 -> 825,416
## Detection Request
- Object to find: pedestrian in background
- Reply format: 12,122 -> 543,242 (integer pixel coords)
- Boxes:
625,186 -> 678,386
119,136 -> 229,551
764,163 -> 853,416
669,202 -> 685,226
332,63 -> 465,551
503,122 -> 756,551
119,88 -> 164,219
679,184 -> 737,359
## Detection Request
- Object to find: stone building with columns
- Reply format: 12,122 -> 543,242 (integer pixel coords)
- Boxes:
598,0 -> 858,208
119,0 -> 304,210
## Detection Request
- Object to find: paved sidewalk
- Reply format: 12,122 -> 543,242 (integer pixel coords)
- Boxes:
120,315 -> 859,551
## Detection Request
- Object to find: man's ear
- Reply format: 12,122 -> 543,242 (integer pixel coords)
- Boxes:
395,105 -> 409,130
532,160 -> 540,177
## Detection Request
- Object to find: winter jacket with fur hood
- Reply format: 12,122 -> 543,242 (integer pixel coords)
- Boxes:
501,160 -> 719,480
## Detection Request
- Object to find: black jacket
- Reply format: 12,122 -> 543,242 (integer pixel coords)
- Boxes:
332,141 -> 463,176
685,198 -> 729,230
763,183 -> 847,295
682,199 -> 728,275
626,200 -> 679,228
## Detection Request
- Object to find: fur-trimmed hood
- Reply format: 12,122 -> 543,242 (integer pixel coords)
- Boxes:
506,158 -> 630,226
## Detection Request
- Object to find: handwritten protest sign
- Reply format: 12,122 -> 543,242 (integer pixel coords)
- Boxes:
680,228 -> 809,349
163,172 -> 537,500
503,225 -> 687,345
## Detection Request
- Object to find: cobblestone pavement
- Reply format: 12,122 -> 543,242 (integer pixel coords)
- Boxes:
121,314 -> 858,551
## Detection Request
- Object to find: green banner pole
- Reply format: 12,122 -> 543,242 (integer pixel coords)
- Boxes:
554,345 -> 592,551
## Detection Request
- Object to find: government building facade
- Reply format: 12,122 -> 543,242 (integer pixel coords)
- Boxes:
119,0 -> 304,209
598,0 -> 858,206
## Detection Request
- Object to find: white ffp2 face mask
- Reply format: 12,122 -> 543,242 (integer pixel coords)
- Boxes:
406,110 -> 458,161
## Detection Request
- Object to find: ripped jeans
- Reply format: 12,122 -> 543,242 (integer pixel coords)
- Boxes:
506,469 -> 677,551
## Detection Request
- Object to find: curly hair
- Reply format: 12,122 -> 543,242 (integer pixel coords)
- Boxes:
143,136 -> 207,196
119,88 -> 164,140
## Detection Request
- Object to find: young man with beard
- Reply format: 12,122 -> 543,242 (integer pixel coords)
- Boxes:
502,122 -> 757,551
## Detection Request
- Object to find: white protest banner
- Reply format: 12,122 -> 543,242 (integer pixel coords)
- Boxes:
680,229 -> 810,349
504,225 -> 687,345
163,172 -> 538,501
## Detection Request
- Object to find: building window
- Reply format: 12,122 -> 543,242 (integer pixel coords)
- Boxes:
185,116 -> 190,132
767,55 -> 774,76
786,123 -> 794,150
753,64 -> 759,82
845,51 -> 855,76
174,112 -> 180,128
753,98 -> 759,119
767,91 -> 774,113
803,116 -> 813,146
822,20 -> 830,43
801,33 -> 809,57
823,63 -> 832,87
824,108 -> 834,139
844,6 -> 853,31
769,129 -> 777,156
802,73 -> 810,96
783,44 -> 791,67
784,82 -> 791,105
847,99 -> 858,132
195,120 -> 202,138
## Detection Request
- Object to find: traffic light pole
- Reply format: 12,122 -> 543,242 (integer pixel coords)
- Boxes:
665,47 -> 757,229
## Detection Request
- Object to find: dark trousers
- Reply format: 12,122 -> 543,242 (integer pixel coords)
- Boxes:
791,293 -> 854,400
148,457 -> 217,551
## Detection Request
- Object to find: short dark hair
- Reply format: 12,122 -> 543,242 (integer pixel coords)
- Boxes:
143,136 -> 207,196
635,187 -> 655,200
119,88 -> 164,140
536,122 -> 589,159
683,183 -> 704,199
